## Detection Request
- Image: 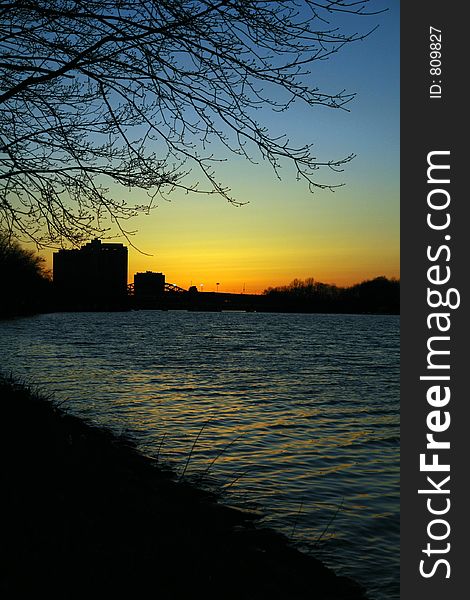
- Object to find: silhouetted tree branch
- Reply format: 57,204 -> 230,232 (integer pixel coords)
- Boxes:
1,0 -> 382,246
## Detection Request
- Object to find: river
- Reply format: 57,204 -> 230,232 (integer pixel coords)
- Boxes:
0,311 -> 399,599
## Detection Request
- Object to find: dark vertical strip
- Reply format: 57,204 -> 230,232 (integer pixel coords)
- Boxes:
401,3 -> 468,598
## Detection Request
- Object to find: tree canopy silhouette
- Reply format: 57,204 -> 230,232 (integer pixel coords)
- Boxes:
0,232 -> 51,315
1,0 -> 381,246
264,276 -> 399,313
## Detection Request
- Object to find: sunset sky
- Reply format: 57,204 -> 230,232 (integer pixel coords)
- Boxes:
41,2 -> 399,294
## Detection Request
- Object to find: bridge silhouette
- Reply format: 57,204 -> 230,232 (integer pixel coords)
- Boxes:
127,282 -> 186,295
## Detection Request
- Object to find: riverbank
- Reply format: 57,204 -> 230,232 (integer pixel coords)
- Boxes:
1,375 -> 367,599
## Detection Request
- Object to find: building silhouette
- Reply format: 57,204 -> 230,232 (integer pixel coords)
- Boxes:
53,239 -> 128,308
134,271 -> 165,299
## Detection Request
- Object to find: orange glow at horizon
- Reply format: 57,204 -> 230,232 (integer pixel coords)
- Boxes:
128,250 -> 399,295
27,4 -> 400,296
122,176 -> 400,293
40,180 -> 400,294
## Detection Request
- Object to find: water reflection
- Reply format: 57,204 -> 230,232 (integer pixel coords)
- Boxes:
0,311 -> 399,599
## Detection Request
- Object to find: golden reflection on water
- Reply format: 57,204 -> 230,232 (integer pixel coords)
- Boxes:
0,311 -> 399,600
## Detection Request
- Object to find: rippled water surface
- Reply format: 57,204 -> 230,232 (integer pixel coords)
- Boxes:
0,311 -> 399,599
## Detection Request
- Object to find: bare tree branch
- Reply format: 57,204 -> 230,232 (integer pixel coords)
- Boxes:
0,0 -> 384,246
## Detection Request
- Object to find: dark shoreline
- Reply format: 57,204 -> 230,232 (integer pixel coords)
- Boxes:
1,375 -> 368,599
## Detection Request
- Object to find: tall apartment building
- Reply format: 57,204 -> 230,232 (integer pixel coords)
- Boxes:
53,238 -> 128,307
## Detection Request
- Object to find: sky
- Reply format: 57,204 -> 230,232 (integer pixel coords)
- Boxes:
42,1 -> 400,294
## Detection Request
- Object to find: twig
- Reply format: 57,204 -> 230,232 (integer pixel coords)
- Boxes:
314,497 -> 344,547
222,468 -> 251,490
155,432 -> 166,463
179,418 -> 212,481
290,497 -> 304,539
54,397 -> 70,410
198,434 -> 244,481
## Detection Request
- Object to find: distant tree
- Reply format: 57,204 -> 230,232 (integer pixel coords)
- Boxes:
264,275 -> 399,313
0,232 -> 51,315
344,276 -> 399,313
1,0 -> 382,246
264,277 -> 339,298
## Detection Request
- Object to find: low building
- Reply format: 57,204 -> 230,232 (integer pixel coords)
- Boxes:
134,271 -> 165,300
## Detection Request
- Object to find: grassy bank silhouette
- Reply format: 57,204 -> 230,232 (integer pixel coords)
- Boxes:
1,375 -> 367,599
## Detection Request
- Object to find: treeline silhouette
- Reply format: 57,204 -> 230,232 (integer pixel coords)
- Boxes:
263,277 -> 399,314
0,235 -> 399,316
0,233 -> 52,317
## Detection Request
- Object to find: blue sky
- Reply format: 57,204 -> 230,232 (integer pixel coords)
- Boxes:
43,1 -> 400,293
